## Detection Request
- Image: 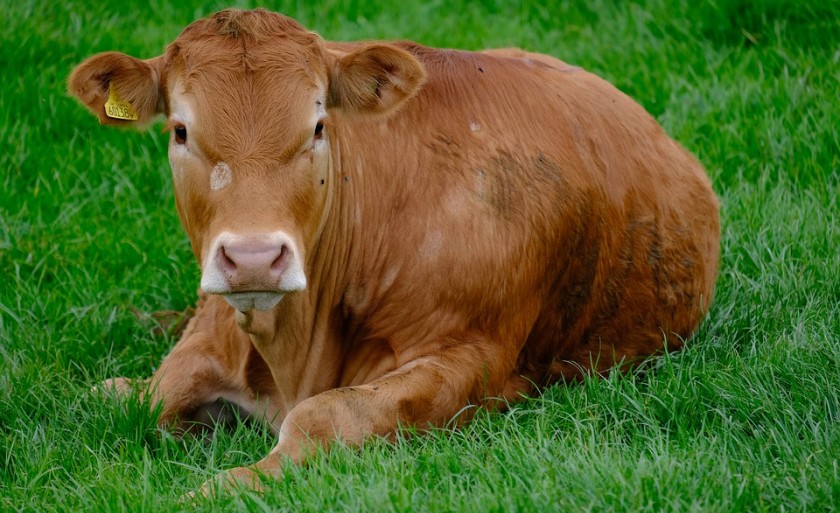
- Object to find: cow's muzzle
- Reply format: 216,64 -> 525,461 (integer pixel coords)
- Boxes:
200,231 -> 307,311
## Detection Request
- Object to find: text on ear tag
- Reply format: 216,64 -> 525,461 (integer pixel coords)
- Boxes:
105,84 -> 139,121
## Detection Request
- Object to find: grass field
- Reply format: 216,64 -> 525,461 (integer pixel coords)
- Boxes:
1,0 -> 838,511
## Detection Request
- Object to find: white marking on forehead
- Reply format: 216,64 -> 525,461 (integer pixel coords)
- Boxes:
210,162 -> 233,191
469,121 -> 481,132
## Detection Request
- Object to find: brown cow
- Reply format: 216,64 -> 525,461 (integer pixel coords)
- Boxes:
69,8 -> 719,491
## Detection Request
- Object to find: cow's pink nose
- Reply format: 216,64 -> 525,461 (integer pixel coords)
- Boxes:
216,241 -> 289,290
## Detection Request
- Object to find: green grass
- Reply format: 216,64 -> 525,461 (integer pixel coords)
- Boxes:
1,0 -> 838,511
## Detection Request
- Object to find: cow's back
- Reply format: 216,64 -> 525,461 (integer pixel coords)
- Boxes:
335,43 -> 719,389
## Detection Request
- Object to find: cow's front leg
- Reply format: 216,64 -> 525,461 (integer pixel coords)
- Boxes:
209,340 -> 518,492
143,332 -> 240,431
96,339 -> 236,433
100,295 -> 260,433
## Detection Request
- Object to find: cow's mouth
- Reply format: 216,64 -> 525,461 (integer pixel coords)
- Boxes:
222,292 -> 284,312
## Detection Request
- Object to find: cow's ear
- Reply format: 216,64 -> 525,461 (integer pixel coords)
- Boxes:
68,52 -> 164,127
327,44 -> 426,117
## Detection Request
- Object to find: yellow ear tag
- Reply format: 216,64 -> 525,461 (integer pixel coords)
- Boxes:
104,84 -> 139,121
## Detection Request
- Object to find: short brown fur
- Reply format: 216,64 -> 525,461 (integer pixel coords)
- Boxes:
69,9 -> 720,492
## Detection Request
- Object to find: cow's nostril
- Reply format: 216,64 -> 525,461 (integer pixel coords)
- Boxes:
270,245 -> 289,273
219,245 -> 237,272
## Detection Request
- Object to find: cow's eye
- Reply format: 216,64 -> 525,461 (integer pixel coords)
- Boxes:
314,121 -> 324,140
174,125 -> 188,145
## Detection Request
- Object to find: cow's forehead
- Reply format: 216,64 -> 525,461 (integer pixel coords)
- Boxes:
165,9 -> 326,81
173,8 -> 322,50
161,9 -> 328,162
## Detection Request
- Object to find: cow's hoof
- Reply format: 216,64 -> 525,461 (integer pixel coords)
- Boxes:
197,466 -> 264,497
91,377 -> 134,396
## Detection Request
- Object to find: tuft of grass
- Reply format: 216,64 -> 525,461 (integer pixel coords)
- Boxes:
1,0 -> 838,511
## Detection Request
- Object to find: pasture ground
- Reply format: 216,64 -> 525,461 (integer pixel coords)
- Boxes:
1,0 -> 838,511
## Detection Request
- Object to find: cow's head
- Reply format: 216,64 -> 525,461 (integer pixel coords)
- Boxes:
69,9 -> 425,312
